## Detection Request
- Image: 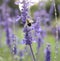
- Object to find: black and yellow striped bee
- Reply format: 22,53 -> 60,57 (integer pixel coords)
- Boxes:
26,19 -> 34,27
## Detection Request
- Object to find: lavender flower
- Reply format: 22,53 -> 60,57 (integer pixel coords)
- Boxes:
23,23 -> 36,61
37,38 -> 42,50
5,12 -> 11,47
52,26 -> 60,40
10,34 -> 17,55
0,11 -> 3,23
49,3 -> 54,16
0,0 -> 12,47
21,1 -> 28,24
38,1 -> 45,8
44,44 -> 51,61
12,45 -> 17,55
23,25 -> 32,45
19,50 -> 24,58
32,16 -> 46,56
15,0 -> 30,24
33,9 -> 51,27
32,19 -> 45,43
5,23 -> 11,47
19,49 -> 26,61
1,4 -> 17,56
15,0 -> 33,24
33,11 -> 40,21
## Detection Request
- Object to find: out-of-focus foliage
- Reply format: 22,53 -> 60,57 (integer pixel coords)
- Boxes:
30,4 -> 39,17
56,0 -> 60,4
0,0 -> 3,5
46,0 -> 60,18
8,0 -> 18,9
30,0 -> 60,18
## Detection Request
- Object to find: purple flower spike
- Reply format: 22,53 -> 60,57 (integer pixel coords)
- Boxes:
23,24 -> 36,61
20,0 -> 30,24
10,34 -> 17,55
15,0 -> 31,24
12,45 -> 17,55
37,38 -> 42,49
32,17 -> 45,55
49,3 -> 54,16
23,26 -> 32,45
45,44 -> 51,61
19,50 -> 25,61
20,50 -> 24,58
5,22 -> 11,47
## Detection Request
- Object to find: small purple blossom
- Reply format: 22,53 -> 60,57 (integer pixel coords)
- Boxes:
44,44 -> 51,61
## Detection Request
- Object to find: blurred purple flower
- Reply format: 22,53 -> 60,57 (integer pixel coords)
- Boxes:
33,11 -> 40,21
49,3 -> 54,16
0,0 -> 12,47
39,1 -> 45,8
10,34 -> 17,55
33,9 -> 51,26
12,45 -> 17,55
5,21 -> 11,47
0,11 -> 4,25
45,44 -> 51,61
37,38 -> 42,50
52,26 -> 60,40
19,50 -> 25,61
33,19 -> 45,39
32,18 -> 45,55
19,50 -> 24,58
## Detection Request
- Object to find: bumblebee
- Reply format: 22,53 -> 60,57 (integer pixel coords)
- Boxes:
26,19 -> 33,27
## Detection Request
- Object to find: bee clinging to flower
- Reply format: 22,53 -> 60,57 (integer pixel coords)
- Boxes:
26,19 -> 34,27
